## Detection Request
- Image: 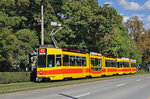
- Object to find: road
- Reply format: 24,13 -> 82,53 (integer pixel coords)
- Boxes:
1,74 -> 150,99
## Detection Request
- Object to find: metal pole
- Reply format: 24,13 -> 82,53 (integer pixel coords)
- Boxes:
41,2 -> 44,45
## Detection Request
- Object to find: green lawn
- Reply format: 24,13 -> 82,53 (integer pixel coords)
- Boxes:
0,70 -> 149,95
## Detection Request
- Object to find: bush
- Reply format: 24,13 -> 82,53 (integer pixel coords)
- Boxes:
0,72 -> 31,84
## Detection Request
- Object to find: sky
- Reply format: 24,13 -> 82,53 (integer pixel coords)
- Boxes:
98,0 -> 150,30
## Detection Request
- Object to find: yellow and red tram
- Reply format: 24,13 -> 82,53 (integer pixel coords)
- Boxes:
122,58 -> 131,74
36,47 -> 137,81
130,59 -> 137,74
103,55 -> 117,76
37,48 -> 90,80
89,52 -> 104,77
116,58 -> 124,75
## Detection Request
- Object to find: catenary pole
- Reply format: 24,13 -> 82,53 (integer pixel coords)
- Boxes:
41,1 -> 44,45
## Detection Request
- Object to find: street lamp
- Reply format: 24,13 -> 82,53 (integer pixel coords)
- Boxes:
104,2 -> 110,6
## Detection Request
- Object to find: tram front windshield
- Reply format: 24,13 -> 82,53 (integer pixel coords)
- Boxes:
38,55 -> 46,67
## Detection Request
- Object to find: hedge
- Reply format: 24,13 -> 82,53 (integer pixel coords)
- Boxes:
0,71 -> 36,84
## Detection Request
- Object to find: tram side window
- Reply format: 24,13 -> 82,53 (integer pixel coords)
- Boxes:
110,60 -> 113,67
47,55 -> 55,67
117,62 -> 119,68
125,62 -> 129,67
109,60 -> 112,67
105,60 -> 107,67
76,56 -> 81,66
105,60 -> 110,67
134,63 -> 136,68
95,58 -> 98,66
132,63 -> 136,68
124,62 -> 128,67
63,55 -> 69,66
70,56 -> 75,66
125,62 -> 126,67
98,59 -> 102,67
120,62 -> 123,68
123,62 -> 125,67
112,61 -> 114,67
131,63 -> 133,67
114,61 -> 116,67
82,57 -> 86,66
56,55 -> 61,66
127,62 -> 129,67
91,58 -> 95,66
120,62 -> 122,68
111,61 -> 113,67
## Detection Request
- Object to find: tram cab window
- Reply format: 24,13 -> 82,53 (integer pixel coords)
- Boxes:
91,58 -> 95,66
56,55 -> 61,66
47,55 -> 55,67
38,55 -> 46,67
82,57 -> 86,66
70,56 -> 75,66
63,55 -> 69,66
76,56 -> 81,66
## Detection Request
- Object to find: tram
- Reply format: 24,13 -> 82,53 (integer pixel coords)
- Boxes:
36,47 -> 137,81
130,59 -> 137,74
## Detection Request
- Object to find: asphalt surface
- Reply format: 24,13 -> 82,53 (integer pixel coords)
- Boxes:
1,74 -> 150,99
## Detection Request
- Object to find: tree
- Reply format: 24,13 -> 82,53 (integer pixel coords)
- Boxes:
142,29 -> 150,67
0,0 -> 40,71
0,0 -> 143,71
0,27 -> 18,71
124,16 -> 146,51
15,29 -> 38,70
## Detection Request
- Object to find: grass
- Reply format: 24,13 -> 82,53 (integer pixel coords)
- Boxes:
0,70 -> 149,95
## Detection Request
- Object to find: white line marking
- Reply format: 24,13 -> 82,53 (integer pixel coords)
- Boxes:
116,83 -> 126,87
136,79 -> 142,81
75,93 -> 91,98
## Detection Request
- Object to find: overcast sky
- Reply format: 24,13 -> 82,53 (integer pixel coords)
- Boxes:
98,0 -> 150,30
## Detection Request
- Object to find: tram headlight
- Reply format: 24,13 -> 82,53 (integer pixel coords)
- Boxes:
40,71 -> 43,75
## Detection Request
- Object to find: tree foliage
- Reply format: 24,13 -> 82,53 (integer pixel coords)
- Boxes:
124,16 -> 149,65
124,16 -> 146,51
142,29 -> 150,66
0,0 -> 143,71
